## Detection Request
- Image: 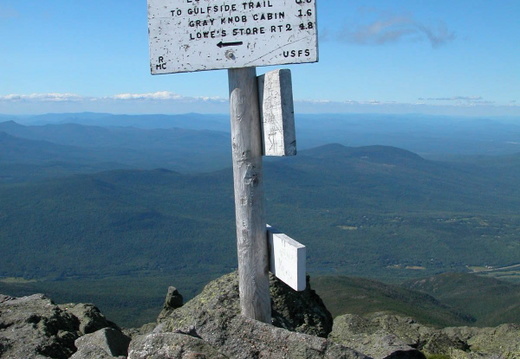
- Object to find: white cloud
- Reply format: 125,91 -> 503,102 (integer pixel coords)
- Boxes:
338,10 -> 455,48
0,92 -> 229,115
108,91 -> 227,103
418,96 -> 495,106
293,97 -> 520,117
0,93 -> 85,102
110,91 -> 182,101
0,92 -> 518,117
0,92 -> 227,104
297,99 -> 399,106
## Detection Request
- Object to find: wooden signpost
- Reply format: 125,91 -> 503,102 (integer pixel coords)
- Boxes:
148,0 -> 318,323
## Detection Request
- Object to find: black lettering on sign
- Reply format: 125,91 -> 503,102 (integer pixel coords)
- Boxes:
297,9 -> 312,17
242,1 -> 274,10
252,12 -> 284,21
295,0 -> 312,3
208,4 -> 238,13
299,22 -> 314,30
155,57 -> 167,70
282,48 -> 311,57
221,15 -> 248,24
270,24 -> 292,32
232,27 -> 266,36
189,29 -> 227,40
187,7 -> 205,15
189,18 -> 216,27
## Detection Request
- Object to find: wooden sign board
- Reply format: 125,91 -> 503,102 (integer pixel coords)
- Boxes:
148,0 -> 318,74
258,69 -> 296,156
267,225 -> 306,291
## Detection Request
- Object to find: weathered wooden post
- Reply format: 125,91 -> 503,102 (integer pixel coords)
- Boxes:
228,67 -> 271,321
147,0 -> 318,323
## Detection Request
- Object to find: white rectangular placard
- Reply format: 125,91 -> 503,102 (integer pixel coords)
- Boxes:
148,0 -> 318,74
267,225 -> 306,291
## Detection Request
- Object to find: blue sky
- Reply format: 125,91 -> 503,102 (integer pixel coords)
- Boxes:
1,0 -> 519,116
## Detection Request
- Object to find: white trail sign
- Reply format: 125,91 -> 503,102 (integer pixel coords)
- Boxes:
148,0 -> 318,74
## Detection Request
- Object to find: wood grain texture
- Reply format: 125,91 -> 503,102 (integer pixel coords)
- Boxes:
228,67 -> 271,323
258,69 -> 296,156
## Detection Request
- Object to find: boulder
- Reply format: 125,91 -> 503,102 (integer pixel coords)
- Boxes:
163,286 -> 184,310
157,286 -> 184,322
271,274 -> 333,337
71,327 -> 131,359
130,317 -> 368,359
330,312 -> 520,359
157,272 -> 333,338
4,273 -> 520,359
0,293 -> 128,359
0,294 -> 79,359
130,272 -> 368,359
129,332 -> 228,359
330,313 -> 427,359
58,303 -> 119,335
441,323 -> 520,358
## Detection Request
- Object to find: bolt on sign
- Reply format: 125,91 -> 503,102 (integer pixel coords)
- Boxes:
148,0 -> 318,74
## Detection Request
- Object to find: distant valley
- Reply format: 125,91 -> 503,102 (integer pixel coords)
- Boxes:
1,112 -> 519,327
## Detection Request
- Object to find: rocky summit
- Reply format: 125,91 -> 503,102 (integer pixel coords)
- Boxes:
0,293 -> 129,359
1,273 -> 520,359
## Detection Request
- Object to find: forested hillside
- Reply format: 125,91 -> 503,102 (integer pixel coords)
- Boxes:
2,144 -> 519,283
1,113 -> 520,327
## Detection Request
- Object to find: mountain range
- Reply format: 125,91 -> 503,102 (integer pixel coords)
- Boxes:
1,112 -> 520,327
5,112 -> 520,157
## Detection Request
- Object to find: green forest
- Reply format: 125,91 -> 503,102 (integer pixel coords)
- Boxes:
1,117 -> 520,327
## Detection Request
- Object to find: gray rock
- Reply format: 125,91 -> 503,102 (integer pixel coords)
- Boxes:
69,344 -> 118,359
157,286 -> 184,323
164,286 -> 184,310
58,303 -> 118,335
271,274 -> 333,338
158,271 -> 332,338
0,293 -> 125,359
4,273 -> 520,359
70,327 -> 130,359
133,316 -> 368,359
0,294 -> 79,359
0,294 -> 13,303
442,323 -> 520,358
128,332 -> 228,359
124,322 -> 157,338
330,314 -> 426,359
331,312 -> 520,359
145,272 -> 368,359
419,331 -> 469,355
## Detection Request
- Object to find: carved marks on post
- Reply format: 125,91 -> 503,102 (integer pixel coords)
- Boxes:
258,69 -> 296,156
